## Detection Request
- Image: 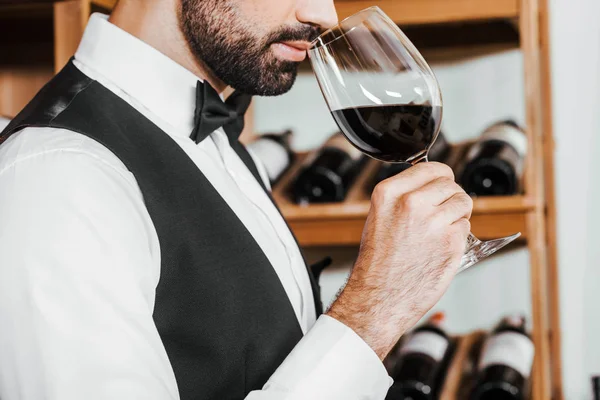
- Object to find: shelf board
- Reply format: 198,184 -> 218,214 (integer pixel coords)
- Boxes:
0,1 -> 54,18
335,0 -> 519,26
91,0 -> 117,10
0,0 -> 115,16
273,155 -> 532,247
0,0 -> 519,25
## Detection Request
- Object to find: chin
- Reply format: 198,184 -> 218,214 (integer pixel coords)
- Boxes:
224,60 -> 299,96
257,70 -> 298,96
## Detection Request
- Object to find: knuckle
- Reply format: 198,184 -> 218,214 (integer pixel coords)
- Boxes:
412,161 -> 436,176
452,180 -> 464,192
458,190 -> 473,204
429,162 -> 455,179
451,221 -> 471,247
372,180 -> 395,205
438,176 -> 456,188
457,218 -> 471,234
414,161 -> 434,170
401,192 -> 422,210
460,193 -> 474,210
372,180 -> 386,195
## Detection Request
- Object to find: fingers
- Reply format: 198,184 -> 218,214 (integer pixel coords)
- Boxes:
445,218 -> 472,269
392,162 -> 454,189
452,218 -> 472,239
439,192 -> 474,223
410,177 -> 464,207
451,218 -> 472,253
373,162 -> 455,204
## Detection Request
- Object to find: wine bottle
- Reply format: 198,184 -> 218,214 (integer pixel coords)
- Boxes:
372,130 -> 450,187
459,121 -> 527,196
387,312 -> 454,400
292,133 -> 365,204
471,316 -> 534,400
0,116 -> 10,132
593,376 -> 600,400
247,130 -> 295,185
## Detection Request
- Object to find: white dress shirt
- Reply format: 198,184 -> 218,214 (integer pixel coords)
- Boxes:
0,116 -> 9,131
0,14 -> 391,400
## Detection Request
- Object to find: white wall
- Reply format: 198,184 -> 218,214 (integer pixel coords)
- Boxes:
549,0 -> 600,398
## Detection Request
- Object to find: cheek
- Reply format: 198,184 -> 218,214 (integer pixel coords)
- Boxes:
237,0 -> 297,29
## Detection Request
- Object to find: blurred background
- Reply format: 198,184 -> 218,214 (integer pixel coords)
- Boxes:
0,0 -> 598,399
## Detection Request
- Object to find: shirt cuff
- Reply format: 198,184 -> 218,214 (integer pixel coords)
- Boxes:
262,314 -> 393,400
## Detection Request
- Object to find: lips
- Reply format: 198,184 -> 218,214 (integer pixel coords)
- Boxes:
271,41 -> 312,62
280,41 -> 312,51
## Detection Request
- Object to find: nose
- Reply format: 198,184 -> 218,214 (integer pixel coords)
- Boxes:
296,0 -> 338,30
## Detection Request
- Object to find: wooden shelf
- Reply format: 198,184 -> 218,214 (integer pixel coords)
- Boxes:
90,0 -> 116,9
0,0 -> 519,24
0,0 -> 114,17
335,0 -> 519,26
0,1 -> 54,18
273,152 -> 532,247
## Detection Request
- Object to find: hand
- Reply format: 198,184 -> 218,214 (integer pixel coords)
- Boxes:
327,162 -> 472,359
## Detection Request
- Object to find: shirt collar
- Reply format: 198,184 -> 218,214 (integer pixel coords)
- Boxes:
75,14 -> 201,137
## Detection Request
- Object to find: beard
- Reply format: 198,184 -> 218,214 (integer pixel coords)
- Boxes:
179,0 -> 320,96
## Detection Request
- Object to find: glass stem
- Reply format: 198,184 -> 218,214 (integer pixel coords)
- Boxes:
458,233 -> 484,273
410,151 -> 429,165
466,232 -> 482,250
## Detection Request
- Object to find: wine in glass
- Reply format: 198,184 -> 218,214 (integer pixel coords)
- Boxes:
308,7 -> 520,272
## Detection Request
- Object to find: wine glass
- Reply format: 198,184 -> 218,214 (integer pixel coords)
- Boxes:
308,7 -> 520,272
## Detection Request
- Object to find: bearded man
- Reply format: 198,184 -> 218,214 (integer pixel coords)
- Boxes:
0,1 -> 472,399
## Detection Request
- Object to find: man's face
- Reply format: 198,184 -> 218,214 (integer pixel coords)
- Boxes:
179,0 -> 337,96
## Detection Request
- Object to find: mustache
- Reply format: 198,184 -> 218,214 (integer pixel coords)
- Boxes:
265,24 -> 321,47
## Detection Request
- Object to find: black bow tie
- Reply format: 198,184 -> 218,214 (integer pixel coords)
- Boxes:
190,81 -> 252,144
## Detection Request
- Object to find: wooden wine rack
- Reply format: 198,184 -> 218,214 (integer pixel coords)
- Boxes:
0,0 -> 561,399
387,330 -> 526,399
440,331 -> 488,399
272,143 -> 533,246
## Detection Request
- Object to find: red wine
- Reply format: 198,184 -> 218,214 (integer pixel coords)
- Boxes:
371,130 -> 451,188
331,104 -> 442,162
459,121 -> 527,197
386,313 -> 454,400
471,316 -> 534,400
292,134 -> 365,204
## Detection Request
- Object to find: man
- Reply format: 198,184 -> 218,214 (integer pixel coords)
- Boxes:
0,0 -> 472,399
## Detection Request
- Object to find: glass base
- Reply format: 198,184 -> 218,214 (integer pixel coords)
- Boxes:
458,232 -> 522,273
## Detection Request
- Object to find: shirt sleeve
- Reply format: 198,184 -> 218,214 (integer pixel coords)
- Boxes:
0,132 -> 180,399
245,315 -> 393,400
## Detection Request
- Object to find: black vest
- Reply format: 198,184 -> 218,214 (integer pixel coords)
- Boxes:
0,62 -> 322,400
